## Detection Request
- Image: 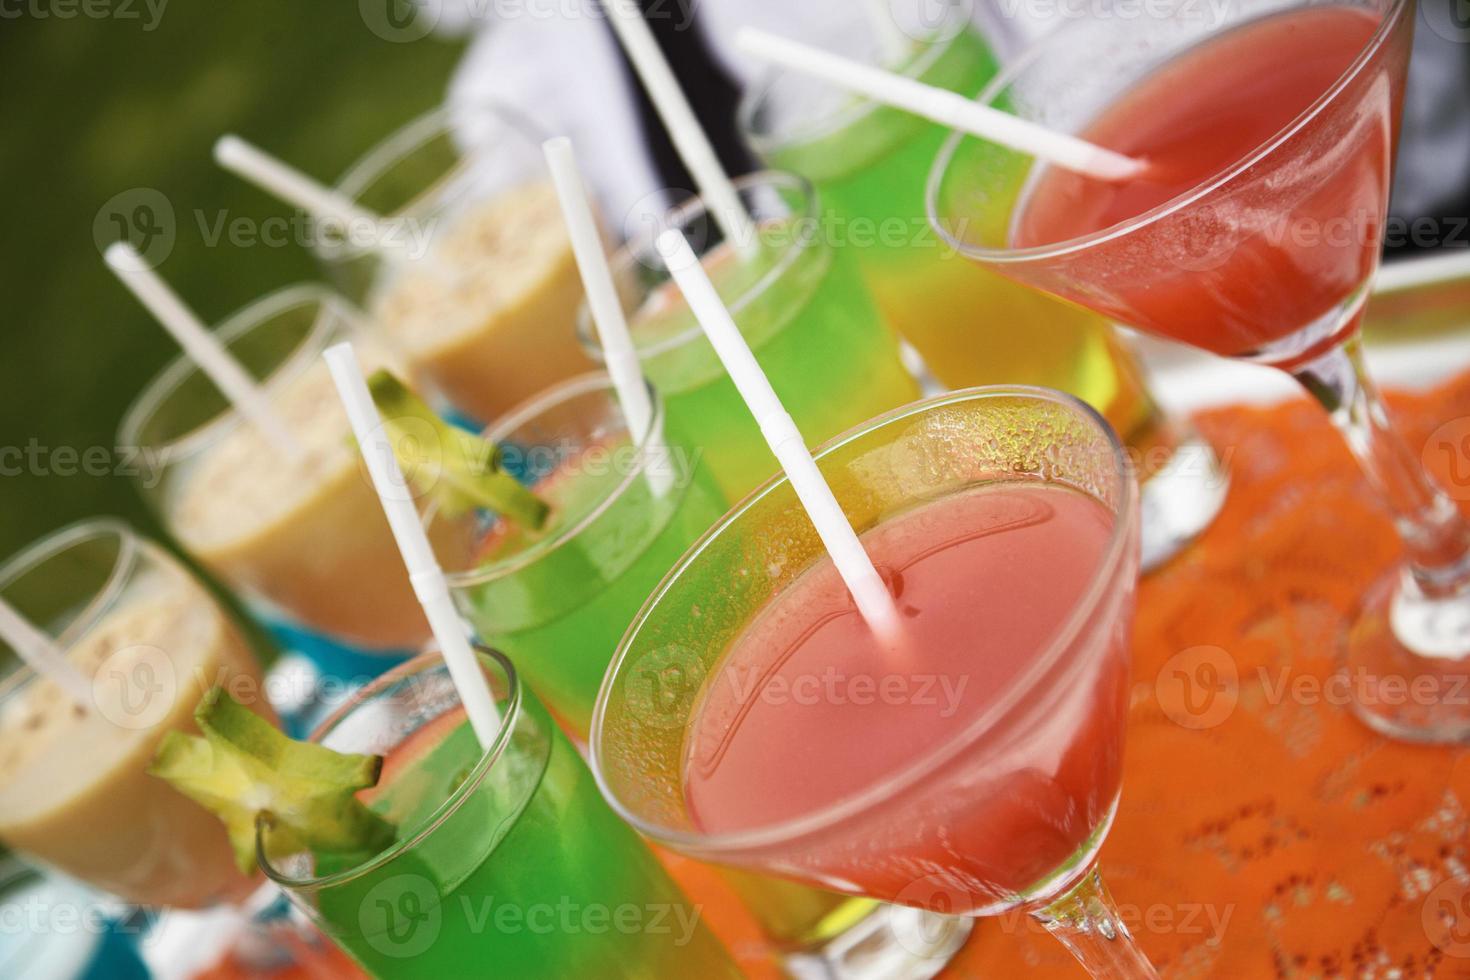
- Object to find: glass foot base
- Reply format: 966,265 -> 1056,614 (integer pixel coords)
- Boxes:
1344,567 -> 1470,743
781,906 -> 972,980
1139,426 -> 1229,573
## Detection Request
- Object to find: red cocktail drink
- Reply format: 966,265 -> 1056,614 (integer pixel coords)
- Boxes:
930,1 -> 1470,746
1013,7 -> 1386,362
684,482 -> 1127,915
593,387 -> 1156,976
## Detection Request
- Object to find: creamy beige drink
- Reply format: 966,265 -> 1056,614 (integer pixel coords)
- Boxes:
0,542 -> 265,909
370,181 -> 593,423
166,346 -> 454,652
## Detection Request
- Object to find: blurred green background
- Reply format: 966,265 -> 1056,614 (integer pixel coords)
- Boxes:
0,3 -> 465,562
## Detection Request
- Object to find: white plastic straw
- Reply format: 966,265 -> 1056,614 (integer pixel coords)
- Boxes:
602,0 -> 758,254
104,243 -> 305,460
323,342 -> 501,749
542,137 -> 674,498
861,0 -> 913,65
656,230 -> 901,638
214,136 -> 385,234
0,596 -> 92,709
736,28 -> 1148,182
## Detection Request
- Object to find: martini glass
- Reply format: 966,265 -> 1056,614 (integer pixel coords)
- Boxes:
592,387 -> 1156,977
925,0 -> 1470,742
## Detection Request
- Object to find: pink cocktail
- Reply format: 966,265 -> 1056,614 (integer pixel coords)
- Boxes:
929,0 -> 1470,744
593,387 -> 1157,977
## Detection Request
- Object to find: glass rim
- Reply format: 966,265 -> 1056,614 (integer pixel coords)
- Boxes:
925,0 -> 1412,266
323,99 -> 551,264
576,169 -> 821,363
117,284 -> 357,466
589,384 -> 1139,856
737,5 -> 971,156
430,371 -> 673,589
257,645 -> 522,892
0,517 -> 142,702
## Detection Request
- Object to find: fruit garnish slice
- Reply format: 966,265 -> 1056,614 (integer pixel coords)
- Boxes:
149,688 -> 395,873
367,370 -> 550,529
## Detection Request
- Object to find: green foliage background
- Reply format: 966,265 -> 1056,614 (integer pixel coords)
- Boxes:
0,3 -> 465,560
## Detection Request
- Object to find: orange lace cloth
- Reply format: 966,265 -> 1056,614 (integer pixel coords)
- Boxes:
675,369 -> 1470,979
948,371 -> 1470,978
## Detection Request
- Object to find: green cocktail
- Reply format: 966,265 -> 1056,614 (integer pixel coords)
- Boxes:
738,17 -> 1161,450
579,171 -> 921,502
421,373 -> 966,974
429,373 -> 727,739
260,648 -> 737,979
740,14 -> 1229,570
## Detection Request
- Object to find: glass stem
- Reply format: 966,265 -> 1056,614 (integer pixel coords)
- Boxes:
1292,339 -> 1470,598
1029,867 -> 1160,979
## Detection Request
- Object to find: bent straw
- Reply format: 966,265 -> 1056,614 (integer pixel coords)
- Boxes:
214,136 -> 385,235
104,243 -> 305,460
0,596 -> 92,709
602,0 -> 758,254
860,0 -> 913,65
736,28 -> 1147,182
324,342 -> 501,749
542,137 -> 673,497
656,229 -> 901,639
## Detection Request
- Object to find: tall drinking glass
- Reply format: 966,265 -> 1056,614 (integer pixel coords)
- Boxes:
593,387 -> 1158,977
926,0 -> 1463,741
259,647 -> 739,979
738,0 -> 1227,569
429,374 -> 727,740
318,102 -> 593,425
426,373 -> 970,978
578,171 -> 922,502
120,286 -> 469,665
0,519 -> 267,909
